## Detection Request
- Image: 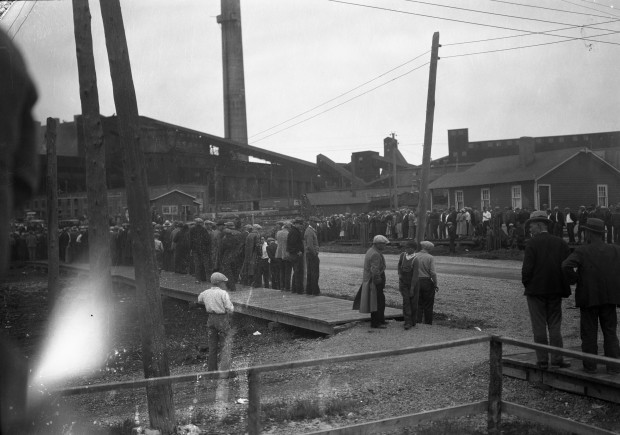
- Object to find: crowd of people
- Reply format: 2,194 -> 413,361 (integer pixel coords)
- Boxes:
313,202 -> 620,251
142,216 -> 322,296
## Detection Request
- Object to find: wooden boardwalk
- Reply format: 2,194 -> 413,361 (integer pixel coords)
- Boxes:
39,262 -> 403,335
503,345 -> 620,404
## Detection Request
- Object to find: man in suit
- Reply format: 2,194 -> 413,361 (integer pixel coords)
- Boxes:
562,218 -> 620,374
522,210 -> 572,369
550,206 -> 565,238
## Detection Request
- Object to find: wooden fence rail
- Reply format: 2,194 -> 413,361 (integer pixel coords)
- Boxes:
52,335 -> 620,434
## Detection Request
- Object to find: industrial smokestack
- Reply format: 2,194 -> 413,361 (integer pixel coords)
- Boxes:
217,0 -> 249,150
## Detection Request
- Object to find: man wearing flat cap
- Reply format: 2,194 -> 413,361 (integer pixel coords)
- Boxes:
522,210 -> 571,369
198,272 -> 234,371
562,218 -> 620,374
353,235 -> 389,328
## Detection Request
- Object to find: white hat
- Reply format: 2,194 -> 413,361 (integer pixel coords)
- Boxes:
210,272 -> 228,283
372,235 -> 390,244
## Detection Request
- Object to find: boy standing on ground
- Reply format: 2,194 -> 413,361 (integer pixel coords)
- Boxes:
198,272 -> 235,372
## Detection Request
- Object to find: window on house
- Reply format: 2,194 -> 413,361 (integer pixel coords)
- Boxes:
512,185 -> 522,209
210,145 -> 219,156
162,205 -> 179,215
597,184 -> 608,207
481,188 -> 490,209
455,191 -> 464,210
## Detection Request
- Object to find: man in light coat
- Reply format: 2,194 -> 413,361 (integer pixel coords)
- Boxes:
353,235 -> 388,328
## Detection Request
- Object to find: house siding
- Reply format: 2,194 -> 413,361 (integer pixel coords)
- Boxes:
539,152 -> 620,210
447,181 -> 535,210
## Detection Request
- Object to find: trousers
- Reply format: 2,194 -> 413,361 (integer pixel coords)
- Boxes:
526,295 -> 565,364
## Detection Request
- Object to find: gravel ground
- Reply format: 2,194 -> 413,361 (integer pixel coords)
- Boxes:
2,256 -> 618,434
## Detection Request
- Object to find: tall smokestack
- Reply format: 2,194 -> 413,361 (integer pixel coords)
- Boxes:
217,0 -> 248,149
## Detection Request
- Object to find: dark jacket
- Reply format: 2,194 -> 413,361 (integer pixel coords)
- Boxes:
522,232 -> 571,297
562,241 -> 620,307
286,225 -> 304,256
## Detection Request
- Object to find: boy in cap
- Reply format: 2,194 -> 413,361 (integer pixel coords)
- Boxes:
198,272 -> 235,372
563,218 -> 620,374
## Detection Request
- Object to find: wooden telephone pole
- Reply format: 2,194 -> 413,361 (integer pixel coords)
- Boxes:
416,32 -> 440,245
46,118 -> 59,301
98,0 -> 175,432
72,0 -> 112,330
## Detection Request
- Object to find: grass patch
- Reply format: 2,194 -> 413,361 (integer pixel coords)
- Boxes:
262,397 -> 359,422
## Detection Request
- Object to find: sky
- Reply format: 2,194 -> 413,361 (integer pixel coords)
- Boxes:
2,0 -> 620,165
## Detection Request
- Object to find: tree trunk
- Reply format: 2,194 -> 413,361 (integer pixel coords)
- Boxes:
98,0 -> 175,432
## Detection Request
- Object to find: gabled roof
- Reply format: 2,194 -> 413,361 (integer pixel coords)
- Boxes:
429,147 -> 591,189
150,189 -> 198,203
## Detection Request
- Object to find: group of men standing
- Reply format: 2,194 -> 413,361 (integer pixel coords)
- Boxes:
522,210 -> 620,374
155,216 -> 321,295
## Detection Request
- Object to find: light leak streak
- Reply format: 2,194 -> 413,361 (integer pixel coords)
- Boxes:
28,277 -> 114,402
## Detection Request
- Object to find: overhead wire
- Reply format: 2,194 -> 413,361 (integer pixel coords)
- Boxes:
490,0 -> 616,19
10,0 -> 36,41
253,0 -> 620,146
250,61 -> 430,145
403,0 -> 620,32
249,49 -> 430,139
560,0 -> 620,18
330,0 -> 620,46
5,0 -> 25,34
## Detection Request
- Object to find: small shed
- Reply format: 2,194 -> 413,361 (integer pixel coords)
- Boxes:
150,189 -> 200,222
428,147 -> 620,211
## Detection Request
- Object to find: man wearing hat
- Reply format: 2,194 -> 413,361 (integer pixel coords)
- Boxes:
353,235 -> 389,328
522,210 -> 571,369
416,241 -> 438,324
219,222 -> 242,291
287,218 -> 306,294
562,218 -> 620,374
276,221 -> 291,291
197,272 -> 234,372
189,218 -> 211,282
305,218 -> 321,296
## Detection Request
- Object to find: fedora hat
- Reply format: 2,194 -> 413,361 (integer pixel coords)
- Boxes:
524,210 -> 550,228
583,218 -> 605,234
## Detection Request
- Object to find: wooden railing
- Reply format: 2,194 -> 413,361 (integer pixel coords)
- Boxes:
55,335 -> 620,434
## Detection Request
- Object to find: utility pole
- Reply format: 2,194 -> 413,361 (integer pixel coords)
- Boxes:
391,132 -> 398,209
72,0 -> 112,331
416,32 -> 440,245
99,1 -> 175,433
46,118 -> 59,301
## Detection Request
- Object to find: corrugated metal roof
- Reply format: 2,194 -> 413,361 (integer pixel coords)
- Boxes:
428,147 -> 587,189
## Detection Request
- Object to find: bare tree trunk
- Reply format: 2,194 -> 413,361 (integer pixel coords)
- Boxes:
46,118 -> 59,301
98,0 -> 175,432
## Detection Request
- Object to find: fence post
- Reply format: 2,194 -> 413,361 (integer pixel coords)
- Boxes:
488,337 -> 503,434
248,368 -> 261,435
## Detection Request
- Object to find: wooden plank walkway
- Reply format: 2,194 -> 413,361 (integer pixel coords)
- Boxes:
36,262 -> 403,335
503,345 -> 620,404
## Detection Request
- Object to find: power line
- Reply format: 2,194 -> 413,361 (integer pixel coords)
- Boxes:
403,0 -> 620,32
250,62 -> 430,145
442,29 -> 620,58
330,0 -> 620,46
10,0 -> 36,41
490,0 -> 616,19
560,0 -> 620,18
5,0 -> 25,34
249,49 -> 430,139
